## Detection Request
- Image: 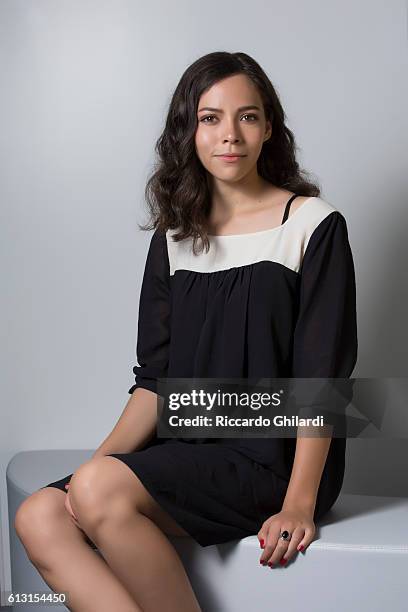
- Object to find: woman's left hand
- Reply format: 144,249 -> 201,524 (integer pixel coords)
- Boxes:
257,506 -> 316,567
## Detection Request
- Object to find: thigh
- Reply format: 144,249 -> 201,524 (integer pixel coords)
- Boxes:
73,456 -> 190,538
104,457 -> 191,538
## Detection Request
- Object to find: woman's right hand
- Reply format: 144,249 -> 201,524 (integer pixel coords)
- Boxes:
64,483 -> 82,529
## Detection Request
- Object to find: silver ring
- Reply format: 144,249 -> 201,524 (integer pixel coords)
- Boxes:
280,530 -> 292,542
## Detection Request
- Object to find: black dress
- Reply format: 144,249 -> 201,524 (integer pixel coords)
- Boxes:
41,194 -> 358,548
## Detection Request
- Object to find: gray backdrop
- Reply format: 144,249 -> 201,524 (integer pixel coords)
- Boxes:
1,0 -> 407,593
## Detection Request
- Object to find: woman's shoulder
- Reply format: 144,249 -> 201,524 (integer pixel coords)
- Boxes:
295,194 -> 346,234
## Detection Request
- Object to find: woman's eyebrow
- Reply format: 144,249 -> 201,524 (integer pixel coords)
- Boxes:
197,105 -> 261,113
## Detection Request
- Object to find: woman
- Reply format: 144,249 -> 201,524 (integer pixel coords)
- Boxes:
15,51 -> 357,612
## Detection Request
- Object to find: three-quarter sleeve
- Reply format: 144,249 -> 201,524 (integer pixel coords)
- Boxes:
292,211 -> 358,379
128,228 -> 171,395
289,210 -> 358,518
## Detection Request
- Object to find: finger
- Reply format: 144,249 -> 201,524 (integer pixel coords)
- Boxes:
267,537 -> 290,566
296,526 -> 316,553
64,499 -> 75,519
258,524 -> 272,565
266,525 -> 295,566
277,527 -> 305,564
257,526 -> 268,552
260,523 -> 286,565
65,493 -> 78,521
68,511 -> 84,532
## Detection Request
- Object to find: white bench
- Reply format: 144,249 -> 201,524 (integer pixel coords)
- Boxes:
6,450 -> 408,612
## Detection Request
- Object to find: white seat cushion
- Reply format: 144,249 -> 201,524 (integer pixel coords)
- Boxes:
7,451 -> 408,611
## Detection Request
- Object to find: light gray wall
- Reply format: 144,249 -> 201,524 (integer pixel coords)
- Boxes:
1,0 -> 407,594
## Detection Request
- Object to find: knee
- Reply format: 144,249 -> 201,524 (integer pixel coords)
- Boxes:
68,458 -> 138,531
15,490 -> 51,537
68,460 -> 112,529
14,490 -> 62,564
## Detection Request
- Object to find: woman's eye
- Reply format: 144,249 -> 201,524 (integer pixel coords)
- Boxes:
200,114 -> 258,123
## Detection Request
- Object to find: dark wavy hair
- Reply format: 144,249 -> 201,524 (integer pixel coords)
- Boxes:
139,51 -> 321,254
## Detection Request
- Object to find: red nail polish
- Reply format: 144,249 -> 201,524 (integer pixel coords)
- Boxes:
298,545 -> 304,552
279,558 -> 287,566
268,562 -> 274,567
260,538 -> 264,548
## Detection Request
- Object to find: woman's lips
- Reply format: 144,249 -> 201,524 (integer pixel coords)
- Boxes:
216,155 -> 245,162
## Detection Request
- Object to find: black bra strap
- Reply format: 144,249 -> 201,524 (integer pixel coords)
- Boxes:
281,194 -> 300,225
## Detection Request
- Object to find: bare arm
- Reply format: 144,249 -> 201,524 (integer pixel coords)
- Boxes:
91,388 -> 159,459
282,426 -> 333,515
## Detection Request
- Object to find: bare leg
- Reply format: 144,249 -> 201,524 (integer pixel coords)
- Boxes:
14,488 -> 142,612
69,456 -> 202,612
74,501 -> 202,612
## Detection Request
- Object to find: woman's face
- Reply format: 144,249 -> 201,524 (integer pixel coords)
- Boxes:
195,74 -> 271,184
